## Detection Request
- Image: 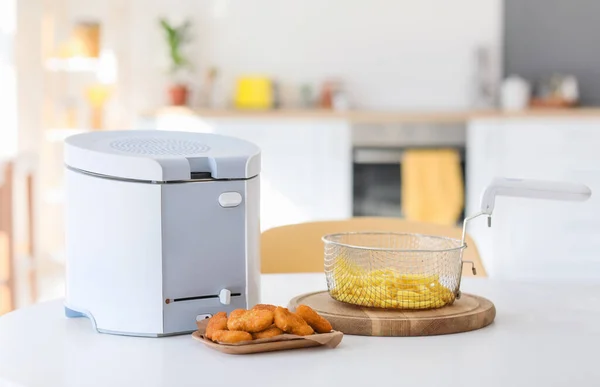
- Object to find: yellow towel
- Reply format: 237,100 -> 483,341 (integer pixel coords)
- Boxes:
401,148 -> 464,226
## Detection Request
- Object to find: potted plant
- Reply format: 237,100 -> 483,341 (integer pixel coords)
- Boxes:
159,18 -> 193,106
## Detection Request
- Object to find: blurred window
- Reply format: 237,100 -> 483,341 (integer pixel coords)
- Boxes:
0,0 -> 17,158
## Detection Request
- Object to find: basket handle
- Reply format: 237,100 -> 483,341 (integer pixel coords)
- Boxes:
480,177 -> 591,217
460,177 -> 592,261
455,177 -> 591,298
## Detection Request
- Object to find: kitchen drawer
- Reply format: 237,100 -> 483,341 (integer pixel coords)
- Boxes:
351,122 -> 465,148
498,121 -> 600,175
560,124 -> 600,165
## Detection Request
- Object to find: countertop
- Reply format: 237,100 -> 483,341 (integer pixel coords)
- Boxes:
1,274 -> 599,387
142,106 -> 600,124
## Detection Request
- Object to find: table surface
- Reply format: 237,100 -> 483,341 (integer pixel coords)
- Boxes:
1,274 -> 599,387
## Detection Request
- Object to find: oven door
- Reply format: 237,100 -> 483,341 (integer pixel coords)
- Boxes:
352,147 -> 466,222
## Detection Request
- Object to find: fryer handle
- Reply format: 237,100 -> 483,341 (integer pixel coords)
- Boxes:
459,177 -> 591,265
480,177 -> 591,216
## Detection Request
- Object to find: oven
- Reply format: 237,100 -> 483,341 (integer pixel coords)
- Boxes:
351,122 -> 467,223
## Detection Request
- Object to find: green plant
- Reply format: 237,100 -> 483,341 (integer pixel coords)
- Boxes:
159,18 -> 193,75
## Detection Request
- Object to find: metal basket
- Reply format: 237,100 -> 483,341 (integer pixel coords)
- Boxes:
323,232 -> 471,310
322,178 -> 591,310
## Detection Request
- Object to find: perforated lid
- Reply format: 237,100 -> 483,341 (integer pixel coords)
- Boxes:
64,130 -> 261,181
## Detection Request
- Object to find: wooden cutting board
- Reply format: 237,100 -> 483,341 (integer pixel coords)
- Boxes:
288,291 -> 495,337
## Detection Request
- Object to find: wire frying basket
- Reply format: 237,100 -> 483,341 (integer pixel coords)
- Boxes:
323,230 -> 473,310
323,178 -> 592,310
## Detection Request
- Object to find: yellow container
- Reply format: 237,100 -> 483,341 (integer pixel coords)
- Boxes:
234,77 -> 273,110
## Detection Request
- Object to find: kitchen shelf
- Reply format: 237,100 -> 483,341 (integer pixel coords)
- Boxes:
44,57 -> 100,73
141,106 -> 600,125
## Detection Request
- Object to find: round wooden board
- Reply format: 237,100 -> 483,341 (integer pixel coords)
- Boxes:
288,291 -> 496,337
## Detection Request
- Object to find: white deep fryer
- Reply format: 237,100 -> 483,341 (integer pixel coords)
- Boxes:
63,130 -> 261,337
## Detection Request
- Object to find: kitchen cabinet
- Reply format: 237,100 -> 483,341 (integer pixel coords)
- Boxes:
147,113 -> 353,231
466,117 -> 600,281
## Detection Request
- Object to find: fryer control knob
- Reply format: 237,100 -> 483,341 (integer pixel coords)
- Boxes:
219,289 -> 231,305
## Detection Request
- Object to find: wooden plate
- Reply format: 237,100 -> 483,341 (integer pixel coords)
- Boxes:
288,291 -> 496,337
192,319 -> 344,355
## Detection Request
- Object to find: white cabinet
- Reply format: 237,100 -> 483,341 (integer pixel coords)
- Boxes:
467,118 -> 600,281
152,114 -> 353,231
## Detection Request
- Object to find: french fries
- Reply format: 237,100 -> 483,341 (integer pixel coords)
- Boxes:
329,259 -> 455,309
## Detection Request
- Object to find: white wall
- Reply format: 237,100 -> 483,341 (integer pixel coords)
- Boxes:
132,0 -> 502,113
61,0 -> 503,125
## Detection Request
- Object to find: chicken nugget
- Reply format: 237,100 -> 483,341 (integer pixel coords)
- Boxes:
252,304 -> 277,312
227,309 -> 274,333
211,330 -> 252,344
204,312 -> 228,339
295,304 -> 333,333
291,322 -> 314,336
251,325 -> 284,340
274,307 -> 314,336
229,309 -> 246,319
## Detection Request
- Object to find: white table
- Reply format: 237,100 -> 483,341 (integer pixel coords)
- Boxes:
1,274 -> 599,387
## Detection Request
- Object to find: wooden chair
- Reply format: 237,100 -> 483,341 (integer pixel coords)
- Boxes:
0,158 -> 36,315
0,161 -> 15,314
260,217 -> 487,277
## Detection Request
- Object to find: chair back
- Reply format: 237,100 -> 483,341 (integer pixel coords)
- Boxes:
261,217 -> 486,276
